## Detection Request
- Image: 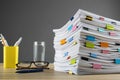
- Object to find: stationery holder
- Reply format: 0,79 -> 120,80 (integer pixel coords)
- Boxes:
3,46 -> 19,68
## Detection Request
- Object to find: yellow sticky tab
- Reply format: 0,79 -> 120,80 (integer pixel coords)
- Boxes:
73,41 -> 77,45
68,70 -> 73,75
60,39 -> 66,45
85,16 -> 93,21
70,58 -> 76,65
106,24 -> 114,30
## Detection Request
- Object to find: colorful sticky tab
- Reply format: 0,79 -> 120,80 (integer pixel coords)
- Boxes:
99,17 -> 104,21
67,25 -> 73,31
98,28 -> 105,32
60,39 -> 67,45
68,37 -> 73,42
100,42 -> 109,48
85,41 -> 95,48
111,21 -> 117,25
115,58 -> 120,64
70,58 -> 76,65
67,56 -> 71,60
68,70 -> 73,75
115,43 -> 120,46
81,57 -> 88,61
109,32 -> 116,36
73,41 -> 77,45
90,53 -> 97,58
106,24 -> 114,30
83,27 -> 89,31
86,35 -> 95,41
118,48 -> 120,52
70,16 -> 74,21
101,50 -> 109,54
72,25 -> 77,31
93,63 -> 102,69
64,52 -> 69,57
85,15 -> 93,21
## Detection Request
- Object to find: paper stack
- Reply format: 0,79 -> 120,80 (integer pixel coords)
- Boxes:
53,9 -> 120,74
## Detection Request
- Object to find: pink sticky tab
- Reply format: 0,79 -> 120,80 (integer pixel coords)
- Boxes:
99,17 -> 104,21
72,25 -> 77,31
101,50 -> 109,54
109,32 -> 116,36
93,63 -> 102,69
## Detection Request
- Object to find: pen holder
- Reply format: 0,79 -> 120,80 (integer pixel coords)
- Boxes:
3,46 -> 19,68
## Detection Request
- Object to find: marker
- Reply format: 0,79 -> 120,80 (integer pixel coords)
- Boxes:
14,37 -> 22,46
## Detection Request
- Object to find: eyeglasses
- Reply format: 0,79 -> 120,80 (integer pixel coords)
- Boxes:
16,61 -> 49,70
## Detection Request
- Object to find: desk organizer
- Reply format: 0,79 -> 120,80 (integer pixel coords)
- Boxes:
3,46 -> 19,68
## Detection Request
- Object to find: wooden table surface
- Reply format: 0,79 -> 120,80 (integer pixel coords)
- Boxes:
0,63 -> 120,80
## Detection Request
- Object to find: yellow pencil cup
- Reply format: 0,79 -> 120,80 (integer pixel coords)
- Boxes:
3,46 -> 19,68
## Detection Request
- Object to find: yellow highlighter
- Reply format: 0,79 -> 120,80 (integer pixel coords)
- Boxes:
3,46 -> 19,68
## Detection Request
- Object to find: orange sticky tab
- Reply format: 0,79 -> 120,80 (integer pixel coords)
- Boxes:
100,42 -> 109,48
60,39 -> 67,45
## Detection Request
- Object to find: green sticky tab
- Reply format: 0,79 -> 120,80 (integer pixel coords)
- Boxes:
106,24 -> 114,30
85,41 -> 95,48
70,58 -> 76,65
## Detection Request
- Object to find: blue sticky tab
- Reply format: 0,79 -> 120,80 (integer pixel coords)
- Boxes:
115,58 -> 120,64
68,25 -> 73,31
90,53 -> 97,58
68,37 -> 73,42
111,21 -> 117,25
70,16 -> 74,21
118,48 -> 120,52
98,28 -> 105,32
64,52 -> 69,57
86,35 -> 95,41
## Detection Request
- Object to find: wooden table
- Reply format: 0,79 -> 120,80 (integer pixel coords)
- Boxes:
0,63 -> 120,80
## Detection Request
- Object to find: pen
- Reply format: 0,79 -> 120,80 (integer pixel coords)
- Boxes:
0,34 -> 9,46
16,68 -> 43,73
14,37 -> 22,46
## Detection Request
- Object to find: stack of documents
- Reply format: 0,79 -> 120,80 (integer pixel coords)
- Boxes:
53,9 -> 120,74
